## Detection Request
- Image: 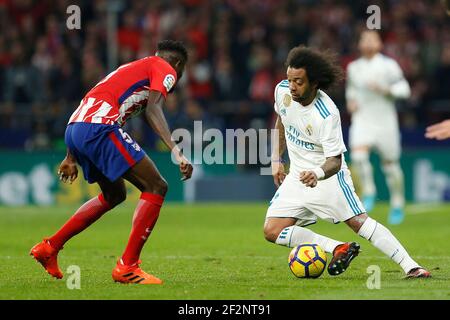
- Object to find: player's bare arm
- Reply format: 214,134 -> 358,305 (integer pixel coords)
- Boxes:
58,148 -> 78,184
299,154 -> 342,188
145,90 -> 193,181
271,115 -> 287,187
425,119 -> 450,140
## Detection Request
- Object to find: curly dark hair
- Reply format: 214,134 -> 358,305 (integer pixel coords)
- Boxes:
285,46 -> 343,90
157,39 -> 188,64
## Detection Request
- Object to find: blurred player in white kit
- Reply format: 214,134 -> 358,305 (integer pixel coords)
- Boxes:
346,30 -> 411,225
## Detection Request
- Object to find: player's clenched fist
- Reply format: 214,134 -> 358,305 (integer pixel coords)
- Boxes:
299,171 -> 318,188
58,156 -> 78,184
272,160 -> 286,187
177,154 -> 193,181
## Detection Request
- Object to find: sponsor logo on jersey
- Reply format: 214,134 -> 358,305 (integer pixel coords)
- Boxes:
306,124 -> 313,136
280,108 -> 287,116
283,94 -> 291,107
163,74 -> 176,92
286,125 -> 316,151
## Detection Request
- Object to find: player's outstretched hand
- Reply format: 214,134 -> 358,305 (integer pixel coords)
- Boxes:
425,119 -> 450,140
272,161 -> 286,187
177,155 -> 193,181
299,171 -> 318,188
58,157 -> 78,184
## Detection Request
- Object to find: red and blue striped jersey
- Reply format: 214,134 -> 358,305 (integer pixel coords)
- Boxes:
69,56 -> 177,126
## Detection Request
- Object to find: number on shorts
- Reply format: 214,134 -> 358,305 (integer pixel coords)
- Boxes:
118,128 -> 133,144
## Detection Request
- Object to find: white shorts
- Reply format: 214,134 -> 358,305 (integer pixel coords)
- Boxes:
349,123 -> 401,161
266,169 -> 365,226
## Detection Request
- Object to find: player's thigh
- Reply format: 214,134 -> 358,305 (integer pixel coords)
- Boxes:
266,175 -> 317,230
304,169 -> 365,223
69,123 -> 147,184
349,124 -> 375,150
123,155 -> 168,196
65,123 -> 104,184
374,131 -> 401,162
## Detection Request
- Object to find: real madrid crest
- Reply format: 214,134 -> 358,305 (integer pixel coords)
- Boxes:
306,124 -> 313,136
283,94 -> 291,107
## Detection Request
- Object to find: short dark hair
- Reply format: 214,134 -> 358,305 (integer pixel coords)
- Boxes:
285,46 -> 343,90
157,39 -> 188,64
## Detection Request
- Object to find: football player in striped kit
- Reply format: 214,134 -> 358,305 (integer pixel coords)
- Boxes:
264,45 -> 430,278
30,40 -> 193,284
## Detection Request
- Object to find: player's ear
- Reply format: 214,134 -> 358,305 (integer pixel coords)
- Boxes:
174,58 -> 183,68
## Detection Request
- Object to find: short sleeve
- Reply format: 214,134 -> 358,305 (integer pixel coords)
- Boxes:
345,63 -> 357,101
319,113 -> 347,158
149,58 -> 178,98
387,60 -> 411,98
273,84 -> 280,114
387,60 -> 405,84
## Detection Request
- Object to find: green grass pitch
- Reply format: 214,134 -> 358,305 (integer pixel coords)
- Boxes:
0,202 -> 449,300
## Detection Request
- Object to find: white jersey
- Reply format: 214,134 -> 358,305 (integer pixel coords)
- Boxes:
346,53 -> 410,130
274,81 -> 347,177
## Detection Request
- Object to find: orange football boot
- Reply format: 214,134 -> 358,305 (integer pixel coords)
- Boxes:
29,238 -> 63,279
327,242 -> 360,276
112,260 -> 163,285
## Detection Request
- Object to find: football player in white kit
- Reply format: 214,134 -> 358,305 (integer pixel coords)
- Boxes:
264,45 -> 430,278
346,30 -> 410,224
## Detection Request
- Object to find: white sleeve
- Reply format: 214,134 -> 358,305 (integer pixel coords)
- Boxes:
319,113 -> 347,158
345,63 -> 358,101
273,84 -> 280,114
387,61 -> 411,99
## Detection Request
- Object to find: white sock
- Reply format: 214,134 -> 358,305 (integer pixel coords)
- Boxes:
382,162 -> 405,208
358,217 -> 419,273
275,226 -> 343,254
352,151 -> 376,196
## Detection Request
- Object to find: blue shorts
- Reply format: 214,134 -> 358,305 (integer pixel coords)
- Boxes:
65,123 -> 146,183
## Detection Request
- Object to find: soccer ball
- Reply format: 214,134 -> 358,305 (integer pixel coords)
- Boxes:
288,243 -> 327,278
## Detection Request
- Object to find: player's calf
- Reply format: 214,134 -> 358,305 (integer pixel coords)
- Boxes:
351,214 -> 431,278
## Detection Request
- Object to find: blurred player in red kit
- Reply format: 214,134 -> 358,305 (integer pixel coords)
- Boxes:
30,40 -> 193,285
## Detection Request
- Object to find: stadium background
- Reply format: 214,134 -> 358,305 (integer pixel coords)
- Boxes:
0,0 -> 449,205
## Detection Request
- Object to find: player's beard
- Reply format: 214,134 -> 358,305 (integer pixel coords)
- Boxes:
292,87 -> 316,106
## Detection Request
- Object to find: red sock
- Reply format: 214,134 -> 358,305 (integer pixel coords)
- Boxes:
121,192 -> 164,265
49,194 -> 111,250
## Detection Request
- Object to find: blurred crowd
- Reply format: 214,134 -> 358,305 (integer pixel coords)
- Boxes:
0,0 -> 449,150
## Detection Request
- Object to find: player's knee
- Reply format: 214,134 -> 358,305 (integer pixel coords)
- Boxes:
351,150 -> 369,163
263,224 -> 280,243
147,177 -> 168,197
345,214 -> 368,233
